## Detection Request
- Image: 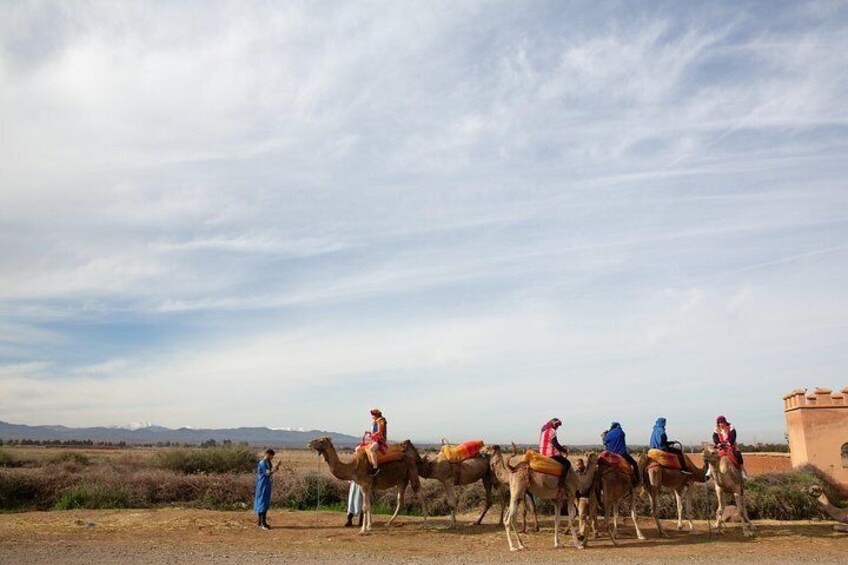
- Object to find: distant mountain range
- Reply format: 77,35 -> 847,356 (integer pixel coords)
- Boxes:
0,420 -> 359,447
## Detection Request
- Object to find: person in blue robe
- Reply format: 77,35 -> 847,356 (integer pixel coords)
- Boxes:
254,448 -> 279,529
602,422 -> 639,480
649,417 -> 689,473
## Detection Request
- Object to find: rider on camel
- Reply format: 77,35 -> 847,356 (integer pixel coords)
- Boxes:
602,421 -> 639,483
366,408 -> 387,476
650,417 -> 690,474
539,418 -> 571,475
713,415 -> 747,478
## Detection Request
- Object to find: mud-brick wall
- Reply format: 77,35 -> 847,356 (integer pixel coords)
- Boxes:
784,387 -> 848,485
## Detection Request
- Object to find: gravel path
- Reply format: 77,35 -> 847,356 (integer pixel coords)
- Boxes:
1,509 -> 846,564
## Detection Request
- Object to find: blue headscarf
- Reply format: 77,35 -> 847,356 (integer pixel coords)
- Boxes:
649,417 -> 667,449
603,422 -> 627,455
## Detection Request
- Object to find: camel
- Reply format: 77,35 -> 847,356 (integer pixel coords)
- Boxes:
484,444 -> 597,551
481,444 -> 540,534
582,454 -> 645,545
405,441 -> 498,528
807,485 -> 848,533
702,445 -> 755,537
639,450 -> 708,537
307,437 -> 428,534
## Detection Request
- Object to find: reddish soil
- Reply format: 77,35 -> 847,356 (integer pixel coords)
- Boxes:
684,453 -> 792,475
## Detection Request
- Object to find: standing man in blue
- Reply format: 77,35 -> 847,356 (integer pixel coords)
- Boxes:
254,448 -> 280,530
602,422 -> 639,482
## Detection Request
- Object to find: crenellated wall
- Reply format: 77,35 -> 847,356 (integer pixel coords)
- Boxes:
784,387 -> 848,485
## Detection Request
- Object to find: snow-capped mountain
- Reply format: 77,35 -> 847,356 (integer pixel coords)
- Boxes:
112,422 -> 160,431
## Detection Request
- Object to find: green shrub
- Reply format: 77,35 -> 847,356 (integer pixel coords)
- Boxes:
45,452 -> 91,467
285,474 -> 344,510
0,450 -> 14,468
0,470 -> 46,509
53,484 -> 130,510
152,446 -> 255,474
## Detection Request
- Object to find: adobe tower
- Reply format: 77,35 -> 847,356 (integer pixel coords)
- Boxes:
783,387 -> 848,485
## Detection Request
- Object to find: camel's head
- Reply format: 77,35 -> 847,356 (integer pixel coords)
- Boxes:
807,485 -> 824,498
701,443 -> 719,463
480,444 -> 501,458
307,436 -> 333,453
401,439 -> 419,459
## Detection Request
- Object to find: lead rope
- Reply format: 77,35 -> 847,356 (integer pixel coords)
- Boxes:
705,461 -> 713,540
316,453 -> 321,532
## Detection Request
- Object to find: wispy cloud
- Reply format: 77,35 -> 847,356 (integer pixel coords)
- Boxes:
1,1 -> 846,442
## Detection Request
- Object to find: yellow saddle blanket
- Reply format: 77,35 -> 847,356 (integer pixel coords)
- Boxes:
523,449 -> 565,477
647,448 -> 695,470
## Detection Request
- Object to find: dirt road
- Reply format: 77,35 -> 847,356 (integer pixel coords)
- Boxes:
1,509 -> 845,564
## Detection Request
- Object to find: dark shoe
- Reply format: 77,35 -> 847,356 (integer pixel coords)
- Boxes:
261,524 -> 271,531
368,467 -> 380,477
344,514 -> 354,528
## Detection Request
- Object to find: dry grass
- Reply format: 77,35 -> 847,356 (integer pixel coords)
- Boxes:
0,446 -> 834,521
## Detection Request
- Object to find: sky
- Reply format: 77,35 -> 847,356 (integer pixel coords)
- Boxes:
1,1 -> 847,445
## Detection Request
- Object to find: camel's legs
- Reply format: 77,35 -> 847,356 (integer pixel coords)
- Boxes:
613,504 -> 620,540
386,483 -> 405,526
605,494 -> 618,546
516,495 -> 526,534
630,491 -> 646,540
734,492 -> 754,537
674,490 -> 684,530
414,483 -> 429,524
578,496 -> 596,539
649,489 -> 666,538
528,493 -> 540,532
553,495 -> 562,548
503,489 -> 525,551
360,486 -> 372,534
566,493 -> 584,549
591,497 -> 599,538
685,487 -> 695,532
714,486 -> 725,533
497,486 -> 506,526
475,477 -> 493,525
444,480 -> 457,528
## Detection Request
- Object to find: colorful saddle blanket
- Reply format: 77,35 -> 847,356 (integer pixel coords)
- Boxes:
718,446 -> 741,468
359,442 -> 406,466
440,440 -> 484,463
647,448 -> 695,470
599,451 -> 632,474
523,449 -> 565,477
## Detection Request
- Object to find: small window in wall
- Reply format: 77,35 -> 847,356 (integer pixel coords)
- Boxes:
842,443 -> 848,468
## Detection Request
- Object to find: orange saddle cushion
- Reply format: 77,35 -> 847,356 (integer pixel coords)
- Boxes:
440,440 -> 484,463
374,444 -> 406,465
647,448 -> 695,470
599,451 -> 632,474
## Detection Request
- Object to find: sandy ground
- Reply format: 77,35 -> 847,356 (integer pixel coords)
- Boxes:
0,508 -> 845,564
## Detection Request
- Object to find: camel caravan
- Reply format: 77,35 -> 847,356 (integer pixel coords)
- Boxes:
306,409 -> 766,550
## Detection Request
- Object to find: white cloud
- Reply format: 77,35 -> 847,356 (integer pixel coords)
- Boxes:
1,2 -> 846,442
